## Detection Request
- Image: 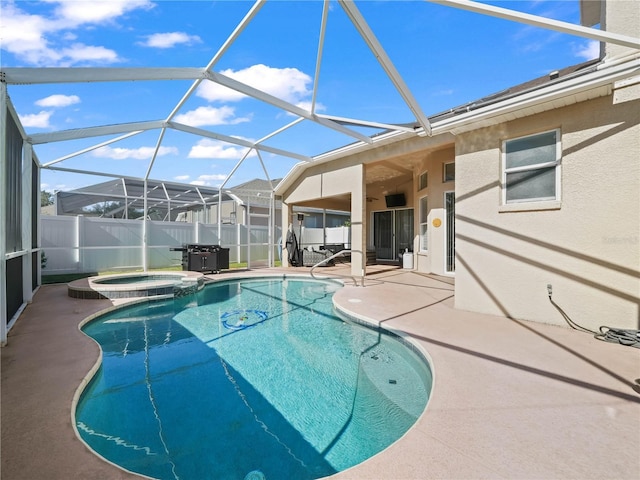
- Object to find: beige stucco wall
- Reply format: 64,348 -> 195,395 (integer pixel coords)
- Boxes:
604,0 -> 640,61
454,87 -> 640,330
282,163 -> 366,277
412,147 -> 456,276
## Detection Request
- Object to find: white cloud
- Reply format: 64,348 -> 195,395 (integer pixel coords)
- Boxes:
198,174 -> 227,181
190,174 -> 227,187
293,100 -> 325,114
197,64 -> 313,104
53,184 -> 69,192
91,145 -> 178,160
511,23 -> 563,54
140,32 -> 202,49
0,1 -> 152,66
174,175 -> 190,181
61,44 -> 119,64
187,139 -> 256,160
19,111 -> 54,128
0,3 -> 48,53
52,0 -> 153,26
574,40 -> 600,60
174,106 -> 251,127
35,94 -> 81,108
433,89 -> 454,97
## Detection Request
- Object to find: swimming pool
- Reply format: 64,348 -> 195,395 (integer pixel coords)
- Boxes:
75,277 -> 432,480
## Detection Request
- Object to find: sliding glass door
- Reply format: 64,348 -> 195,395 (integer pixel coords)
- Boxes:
445,191 -> 455,273
373,209 -> 414,261
373,211 -> 393,260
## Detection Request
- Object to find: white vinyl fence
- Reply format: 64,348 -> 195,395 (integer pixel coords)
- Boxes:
41,216 -> 283,274
299,226 -> 351,250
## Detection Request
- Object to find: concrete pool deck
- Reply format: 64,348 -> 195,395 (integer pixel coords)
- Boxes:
2,266 -> 639,479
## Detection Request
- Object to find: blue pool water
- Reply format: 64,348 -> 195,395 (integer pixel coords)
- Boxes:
76,278 -> 432,480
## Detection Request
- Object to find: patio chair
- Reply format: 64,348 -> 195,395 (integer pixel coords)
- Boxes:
302,246 -> 334,267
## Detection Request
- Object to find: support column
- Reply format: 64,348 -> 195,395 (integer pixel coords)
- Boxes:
21,143 -> 33,303
1,82 -> 8,344
350,164 -> 366,279
236,222 -> 241,266
142,179 -> 148,271
217,192 -> 221,245
322,209 -> 327,247
36,163 -> 42,287
282,202 -> 292,267
268,192 -> 274,267
247,197 -> 251,269
76,215 -> 84,272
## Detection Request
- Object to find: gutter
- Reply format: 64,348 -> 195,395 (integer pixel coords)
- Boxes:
430,57 -> 640,135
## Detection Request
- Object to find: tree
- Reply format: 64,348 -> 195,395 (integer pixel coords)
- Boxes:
41,190 -> 54,207
83,201 -> 151,219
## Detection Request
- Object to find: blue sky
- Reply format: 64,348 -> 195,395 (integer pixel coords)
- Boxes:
1,0 -> 598,193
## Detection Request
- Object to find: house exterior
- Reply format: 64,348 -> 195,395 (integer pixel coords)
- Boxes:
276,0 -> 640,331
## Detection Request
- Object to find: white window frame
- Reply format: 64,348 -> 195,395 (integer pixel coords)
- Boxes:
502,129 -> 561,205
443,162 -> 455,182
418,171 -> 428,191
419,195 -> 428,252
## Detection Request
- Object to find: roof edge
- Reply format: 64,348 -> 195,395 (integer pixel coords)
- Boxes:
276,56 -> 640,197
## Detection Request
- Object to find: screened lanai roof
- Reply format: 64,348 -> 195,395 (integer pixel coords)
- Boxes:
55,178 -> 239,218
2,0 -> 639,196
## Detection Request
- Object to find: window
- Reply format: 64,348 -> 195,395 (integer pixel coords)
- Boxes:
503,129 -> 560,204
419,196 -> 428,251
418,171 -> 428,191
443,162 -> 455,182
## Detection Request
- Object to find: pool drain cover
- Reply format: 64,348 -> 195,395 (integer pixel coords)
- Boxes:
244,470 -> 266,480
221,309 -> 268,330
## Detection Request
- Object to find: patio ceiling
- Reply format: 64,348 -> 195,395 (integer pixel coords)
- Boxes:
3,0 -> 638,195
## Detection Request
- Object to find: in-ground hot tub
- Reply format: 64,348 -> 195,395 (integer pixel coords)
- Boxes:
68,271 -> 205,300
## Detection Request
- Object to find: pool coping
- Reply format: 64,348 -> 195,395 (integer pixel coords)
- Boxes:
68,271 -> 204,300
